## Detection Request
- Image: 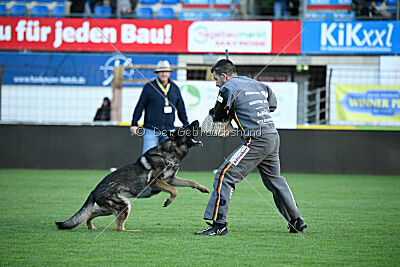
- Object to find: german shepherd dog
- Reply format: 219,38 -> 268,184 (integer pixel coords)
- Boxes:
55,120 -> 209,231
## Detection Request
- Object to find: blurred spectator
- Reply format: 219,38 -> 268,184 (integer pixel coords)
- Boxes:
239,0 -> 248,18
351,0 -> 372,17
88,0 -> 100,12
67,0 -> 91,17
286,0 -> 299,16
94,97 -> 111,121
274,0 -> 287,18
257,0 -> 274,17
352,0 -> 393,18
372,0 -> 393,18
111,0 -> 137,15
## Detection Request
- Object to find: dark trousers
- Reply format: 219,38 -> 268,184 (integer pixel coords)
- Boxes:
203,133 -> 301,223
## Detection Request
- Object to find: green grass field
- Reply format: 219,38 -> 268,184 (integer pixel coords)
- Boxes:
0,169 -> 399,266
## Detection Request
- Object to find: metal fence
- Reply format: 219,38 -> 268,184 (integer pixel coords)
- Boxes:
0,64 -> 113,124
327,67 -> 400,126
0,63 -> 213,124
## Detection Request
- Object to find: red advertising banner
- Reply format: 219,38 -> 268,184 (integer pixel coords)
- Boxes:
0,18 -> 190,53
0,18 -> 301,54
271,21 -> 302,54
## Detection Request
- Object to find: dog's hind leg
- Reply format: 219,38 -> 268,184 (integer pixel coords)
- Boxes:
87,207 -> 113,230
154,179 -> 178,207
107,197 -> 138,232
115,203 -> 135,231
170,176 -> 210,194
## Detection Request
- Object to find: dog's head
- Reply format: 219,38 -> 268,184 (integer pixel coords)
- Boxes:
166,120 -> 203,149
159,120 -> 202,159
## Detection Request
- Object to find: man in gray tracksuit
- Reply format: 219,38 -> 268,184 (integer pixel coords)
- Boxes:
195,59 -> 307,236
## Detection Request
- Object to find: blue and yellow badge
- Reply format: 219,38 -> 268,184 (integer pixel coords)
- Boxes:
335,85 -> 400,122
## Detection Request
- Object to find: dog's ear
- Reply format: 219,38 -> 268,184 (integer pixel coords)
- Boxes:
189,120 -> 199,128
142,153 -> 166,170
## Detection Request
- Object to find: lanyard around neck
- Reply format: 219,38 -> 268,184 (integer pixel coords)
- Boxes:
157,79 -> 171,106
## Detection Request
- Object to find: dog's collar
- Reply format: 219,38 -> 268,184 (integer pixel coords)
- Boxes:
139,156 -> 152,170
166,157 -> 178,167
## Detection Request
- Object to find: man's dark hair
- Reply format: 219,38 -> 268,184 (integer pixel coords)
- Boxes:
211,59 -> 237,76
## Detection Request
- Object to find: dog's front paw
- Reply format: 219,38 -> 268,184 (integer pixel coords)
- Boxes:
163,199 -> 172,207
197,185 -> 210,193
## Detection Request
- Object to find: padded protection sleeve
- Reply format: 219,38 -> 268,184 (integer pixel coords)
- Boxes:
212,88 -> 230,122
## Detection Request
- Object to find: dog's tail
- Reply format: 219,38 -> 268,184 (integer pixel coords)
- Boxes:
55,191 -> 95,230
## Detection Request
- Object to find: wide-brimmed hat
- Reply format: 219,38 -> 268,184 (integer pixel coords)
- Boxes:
154,60 -> 173,73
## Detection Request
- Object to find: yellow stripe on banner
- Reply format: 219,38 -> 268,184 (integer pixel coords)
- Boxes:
213,162 -> 232,221
118,122 -> 144,127
296,125 -> 400,131
296,125 -> 356,130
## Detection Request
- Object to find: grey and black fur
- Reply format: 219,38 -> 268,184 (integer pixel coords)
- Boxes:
55,121 -> 209,231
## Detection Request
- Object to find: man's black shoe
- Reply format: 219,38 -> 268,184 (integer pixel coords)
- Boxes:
288,217 -> 307,233
194,221 -> 228,236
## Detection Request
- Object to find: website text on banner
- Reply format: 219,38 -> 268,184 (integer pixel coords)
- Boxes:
334,84 -> 400,126
0,18 -> 301,54
302,21 -> 400,54
0,52 -> 178,86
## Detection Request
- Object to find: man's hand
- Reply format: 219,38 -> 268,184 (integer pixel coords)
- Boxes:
130,126 -> 138,135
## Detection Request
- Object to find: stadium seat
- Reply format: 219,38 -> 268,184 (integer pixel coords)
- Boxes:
14,0 -> 33,2
36,0 -> 54,2
183,0 -> 209,4
157,7 -> 175,19
212,11 -> 231,19
306,11 -> 355,19
52,5 -> 65,17
0,4 -> 6,16
386,0 -> 397,4
161,0 -> 180,4
58,0 -> 66,2
141,0 -> 158,4
9,4 -> 27,16
94,5 -> 111,18
136,7 -> 154,19
31,5 -> 49,17
178,11 -> 210,20
214,0 -> 240,4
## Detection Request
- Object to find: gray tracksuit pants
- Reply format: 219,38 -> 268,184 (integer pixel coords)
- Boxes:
204,133 -> 300,223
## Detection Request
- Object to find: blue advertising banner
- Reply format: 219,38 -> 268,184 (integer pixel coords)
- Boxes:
307,0 -> 351,5
302,21 -> 400,54
0,52 -> 178,86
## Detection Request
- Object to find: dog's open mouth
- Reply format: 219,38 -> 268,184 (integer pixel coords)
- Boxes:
190,138 -> 203,147
184,120 -> 202,147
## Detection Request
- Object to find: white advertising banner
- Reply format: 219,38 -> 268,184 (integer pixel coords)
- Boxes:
2,81 -> 297,128
187,21 -> 272,53
175,81 -> 298,129
175,81 -> 219,125
264,82 -> 298,129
